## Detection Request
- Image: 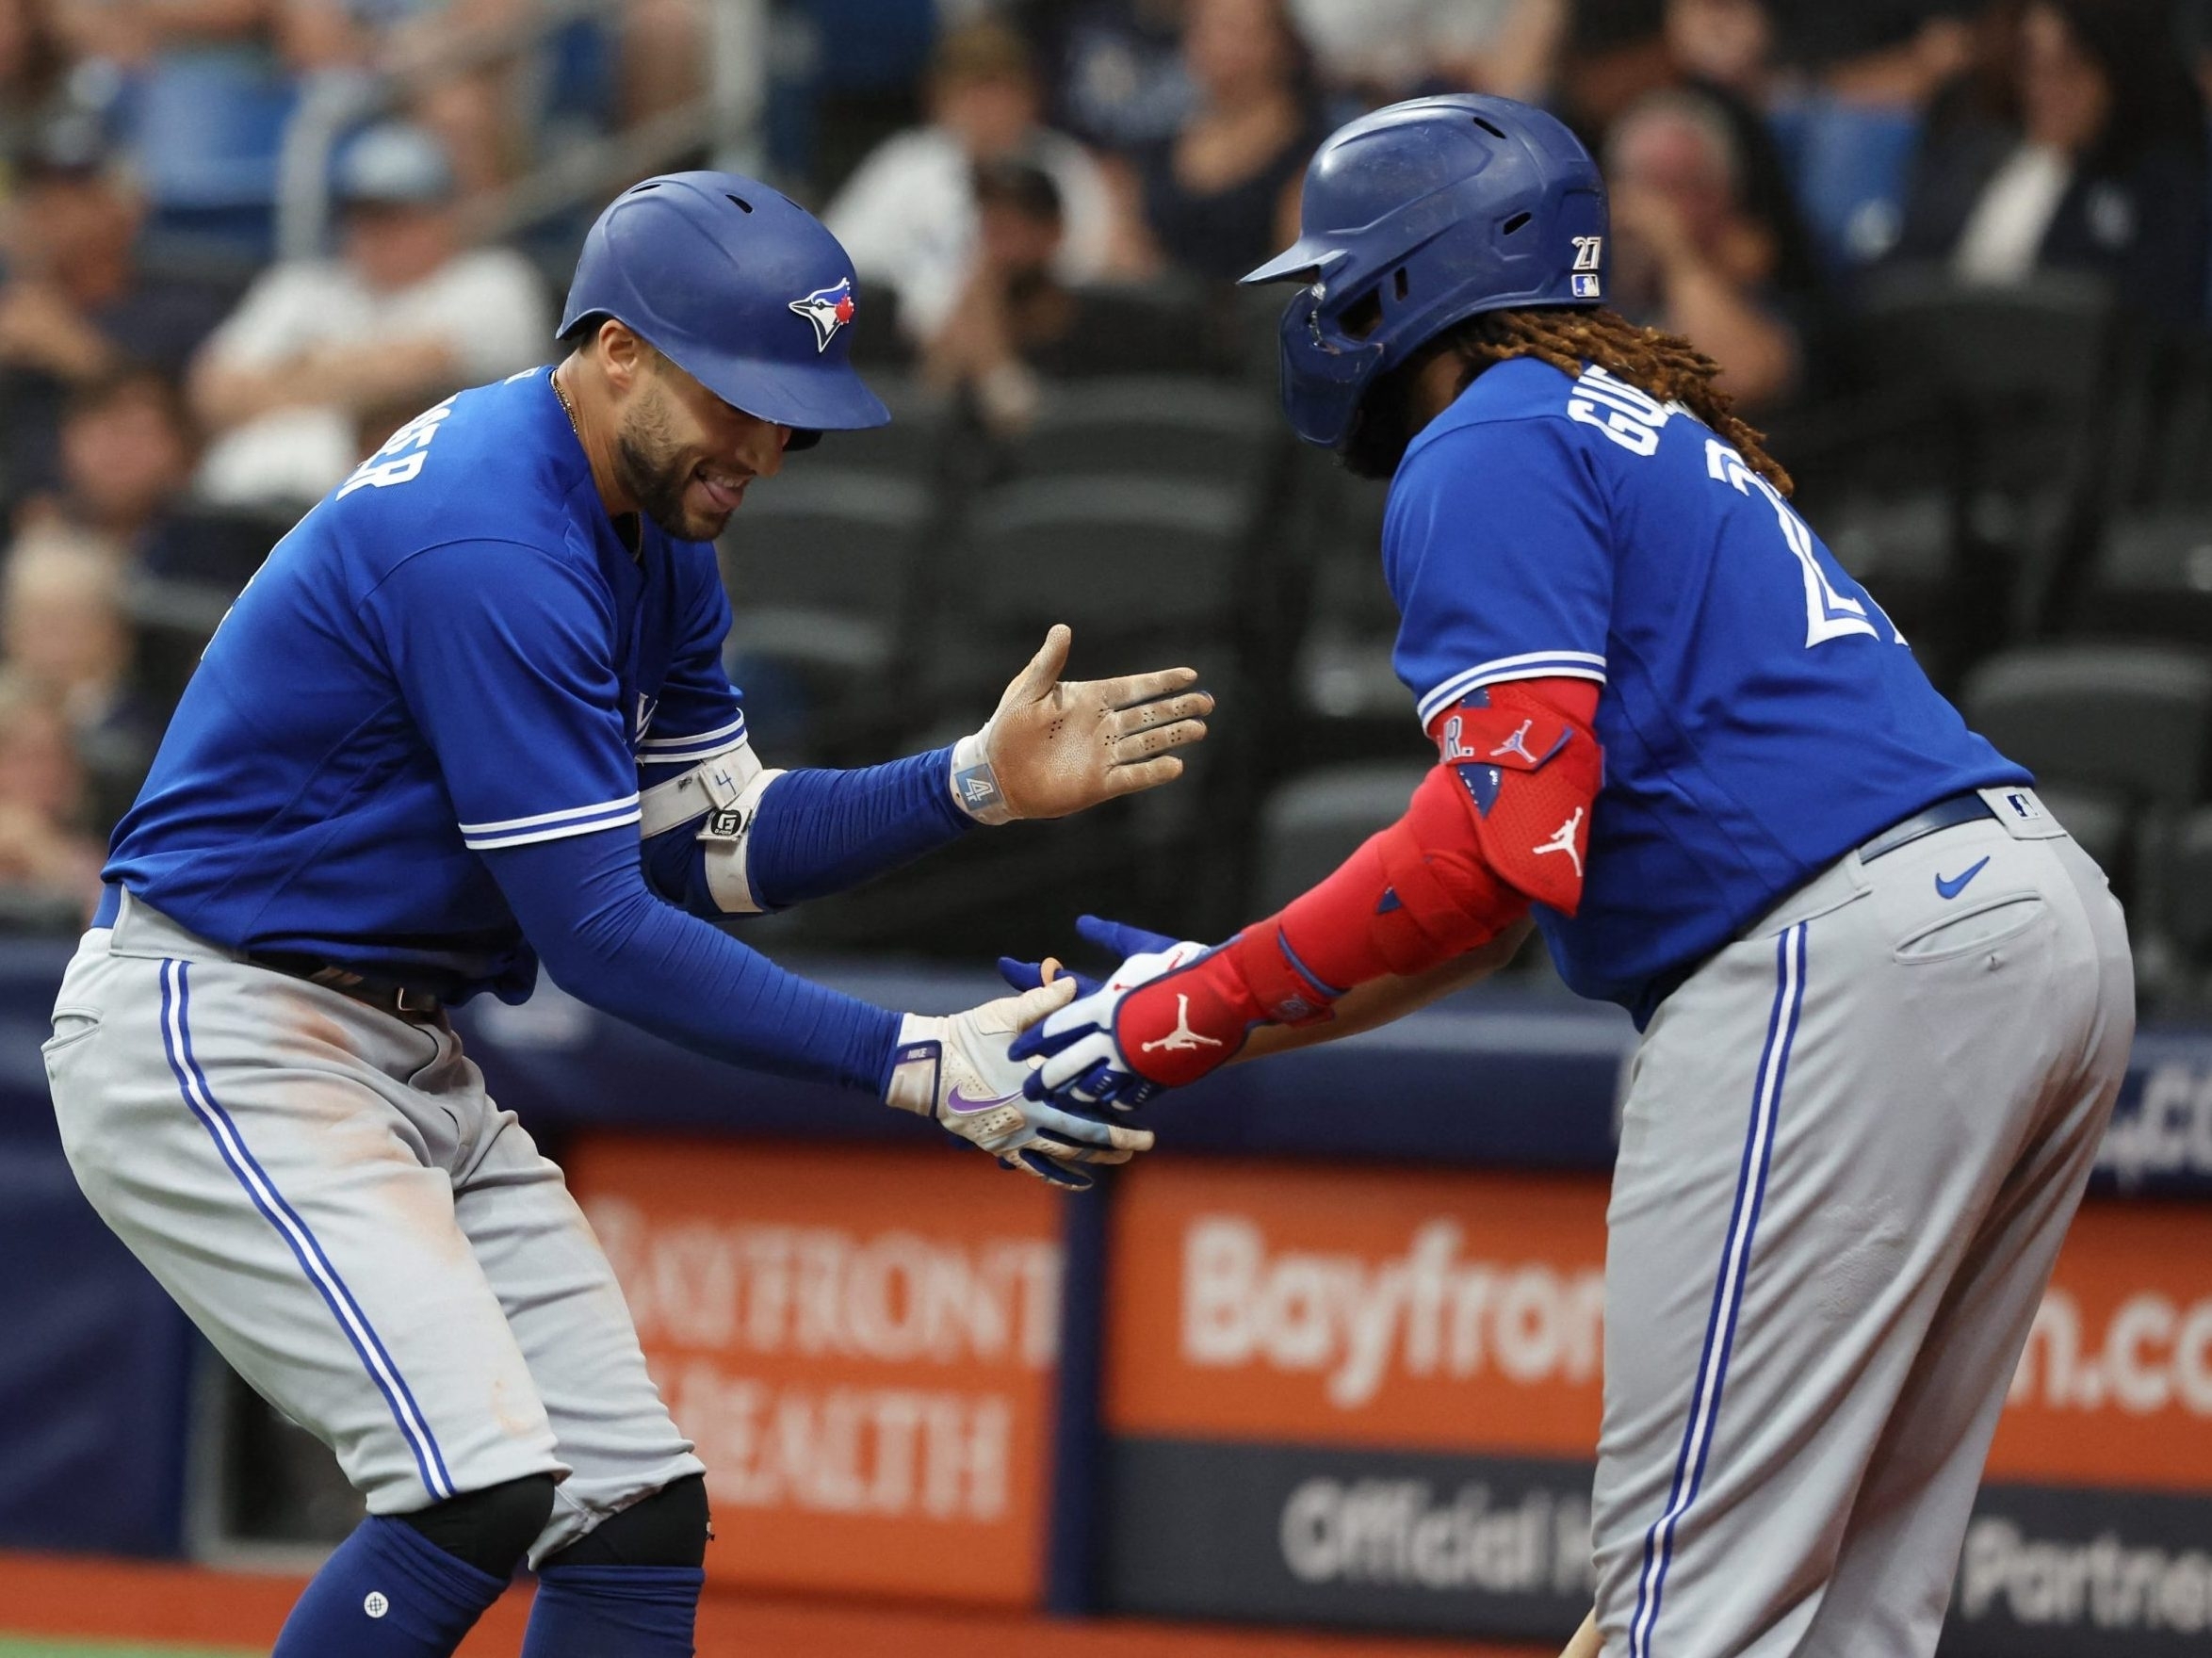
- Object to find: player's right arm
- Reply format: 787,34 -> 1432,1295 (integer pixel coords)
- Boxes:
365,539 -> 1147,1185
1013,410 -> 1617,1106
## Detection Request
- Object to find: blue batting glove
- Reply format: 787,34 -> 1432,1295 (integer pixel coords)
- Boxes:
996,915 -> 1181,1001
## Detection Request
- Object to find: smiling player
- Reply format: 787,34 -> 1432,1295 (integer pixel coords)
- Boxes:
43,173 -> 1202,1658
1013,98 -> 2135,1657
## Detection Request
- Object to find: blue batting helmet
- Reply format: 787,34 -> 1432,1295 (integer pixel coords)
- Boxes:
1241,95 -> 1607,448
560,171 -> 890,438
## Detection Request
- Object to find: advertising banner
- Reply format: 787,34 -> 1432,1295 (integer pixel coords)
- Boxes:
568,1139 -> 1064,1606
1101,1163 -> 1605,1640
1098,1163 -> 2212,1650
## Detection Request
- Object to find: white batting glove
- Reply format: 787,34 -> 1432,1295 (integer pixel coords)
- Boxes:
949,624 -> 1212,823
884,977 -> 1156,1188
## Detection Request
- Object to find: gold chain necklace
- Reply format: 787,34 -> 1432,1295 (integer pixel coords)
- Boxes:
551,367 -> 582,439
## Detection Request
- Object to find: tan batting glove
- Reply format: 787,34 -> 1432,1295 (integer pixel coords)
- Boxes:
949,624 -> 1212,823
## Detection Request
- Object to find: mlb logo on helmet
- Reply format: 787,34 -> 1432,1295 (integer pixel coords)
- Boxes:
1570,233 -> 1602,298
789,277 -> 857,352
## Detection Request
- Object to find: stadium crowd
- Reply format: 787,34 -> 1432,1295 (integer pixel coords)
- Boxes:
1,0 -> 2209,1006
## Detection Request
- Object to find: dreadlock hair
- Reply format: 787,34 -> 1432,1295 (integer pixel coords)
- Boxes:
1439,306 -> 1793,496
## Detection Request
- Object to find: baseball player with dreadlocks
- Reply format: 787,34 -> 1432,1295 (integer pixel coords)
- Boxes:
42,174 -> 1200,1657
1009,97 -> 2136,1657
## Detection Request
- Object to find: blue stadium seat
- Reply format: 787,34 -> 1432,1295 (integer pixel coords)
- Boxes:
1769,97 -> 1921,274
125,48 -> 298,253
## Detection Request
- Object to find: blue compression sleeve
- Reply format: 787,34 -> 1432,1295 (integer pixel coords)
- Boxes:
749,745 -> 969,907
483,828 -> 901,1094
639,745 -> 971,917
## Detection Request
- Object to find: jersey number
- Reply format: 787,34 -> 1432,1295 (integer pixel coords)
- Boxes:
1703,437 -> 1903,649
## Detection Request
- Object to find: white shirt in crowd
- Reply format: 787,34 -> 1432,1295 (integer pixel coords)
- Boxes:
1951,143 -> 2073,287
194,247 -> 550,506
825,126 -> 1115,342
1288,0 -> 1513,94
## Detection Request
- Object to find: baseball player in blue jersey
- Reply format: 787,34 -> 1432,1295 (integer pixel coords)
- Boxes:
41,174 -> 1205,1657
1008,98 -> 2136,1656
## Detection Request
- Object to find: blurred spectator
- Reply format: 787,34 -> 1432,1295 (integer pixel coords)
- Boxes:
826,20 -> 1117,345
1666,0 -> 1774,98
1895,0 -> 2209,317
187,122 -> 547,507
0,524 -> 155,828
18,366 -> 195,557
280,0 -> 540,198
1553,0 -> 1676,143
1778,1 -> 1976,105
0,0 -> 71,157
1130,0 -> 1330,284
1287,0 -> 1512,99
922,157 -> 1225,431
0,679 -> 105,932
1604,89 -> 1807,407
44,0 -> 278,68
1017,0 -> 1192,153
0,112 -> 228,505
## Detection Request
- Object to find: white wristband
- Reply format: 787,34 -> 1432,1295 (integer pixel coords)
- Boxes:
884,1014 -> 943,1112
950,727 -> 1014,825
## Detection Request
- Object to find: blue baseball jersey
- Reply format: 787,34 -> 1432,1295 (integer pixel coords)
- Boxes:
106,367 -> 747,1001
1386,356 -> 2029,1020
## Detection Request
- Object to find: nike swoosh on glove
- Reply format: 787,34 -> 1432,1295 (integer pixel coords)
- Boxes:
885,977 -> 1154,1188
1009,931 -> 1260,1110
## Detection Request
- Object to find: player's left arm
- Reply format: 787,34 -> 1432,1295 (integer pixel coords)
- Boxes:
640,595 -> 1211,918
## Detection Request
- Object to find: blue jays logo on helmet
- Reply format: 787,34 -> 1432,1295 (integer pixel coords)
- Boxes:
1241,94 -> 1607,449
789,278 -> 857,353
560,173 -> 887,433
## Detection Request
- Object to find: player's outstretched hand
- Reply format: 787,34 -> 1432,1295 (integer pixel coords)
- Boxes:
1009,918 -> 1248,1111
884,977 -> 1154,1188
955,625 -> 1211,822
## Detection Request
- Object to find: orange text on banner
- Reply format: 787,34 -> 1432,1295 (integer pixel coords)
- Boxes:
567,1139 -> 1064,1606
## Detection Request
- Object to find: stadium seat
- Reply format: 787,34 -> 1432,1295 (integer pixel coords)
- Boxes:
805,375 -> 954,481
1769,98 -> 1921,273
951,474 -> 1250,639
126,48 -> 299,253
719,470 -> 935,756
2072,508 -> 2212,645
2028,781 -> 2133,885
1254,761 -> 1426,913
124,573 -> 244,716
2168,806 -> 2212,977
139,501 -> 296,590
1960,642 -> 2212,810
1006,377 -> 1281,488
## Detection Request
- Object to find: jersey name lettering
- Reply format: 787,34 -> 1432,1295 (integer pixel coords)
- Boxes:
336,395 -> 460,498
1566,365 -> 1672,456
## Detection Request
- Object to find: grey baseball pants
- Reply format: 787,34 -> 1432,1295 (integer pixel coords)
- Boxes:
44,890 -> 702,1562
1593,791 -> 2134,1657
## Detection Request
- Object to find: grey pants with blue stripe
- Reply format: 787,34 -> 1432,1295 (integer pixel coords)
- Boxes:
1594,792 -> 2133,1657
44,892 -> 701,1563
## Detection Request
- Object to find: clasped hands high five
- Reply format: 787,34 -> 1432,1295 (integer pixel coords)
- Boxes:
887,627 -> 1214,1187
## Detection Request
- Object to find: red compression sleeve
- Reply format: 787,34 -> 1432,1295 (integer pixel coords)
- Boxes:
1222,677 -> 1602,1020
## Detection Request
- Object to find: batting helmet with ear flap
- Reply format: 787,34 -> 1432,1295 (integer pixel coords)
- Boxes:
561,171 -> 891,448
1241,94 -> 1608,449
